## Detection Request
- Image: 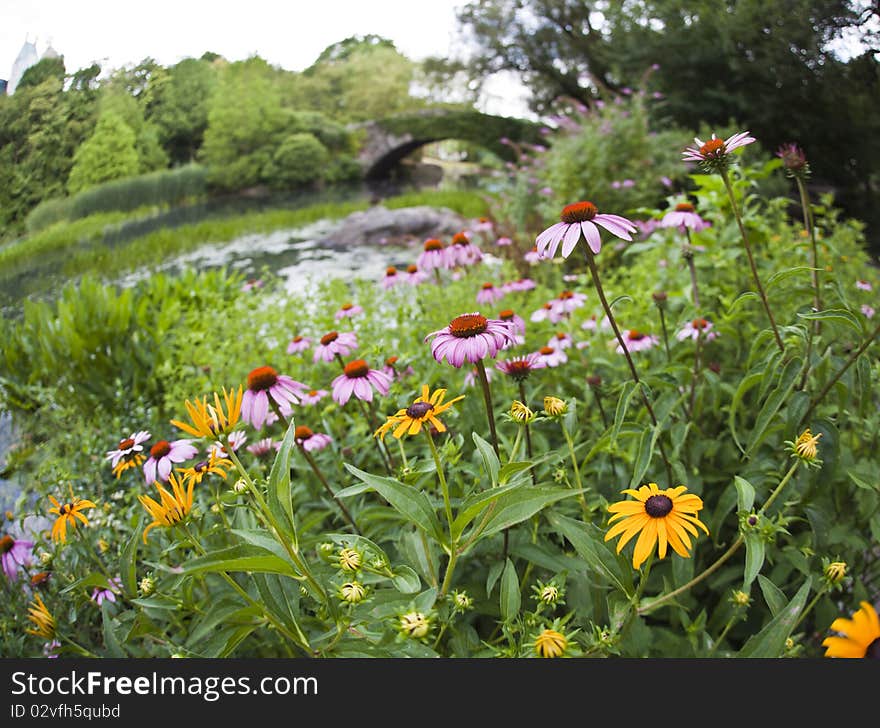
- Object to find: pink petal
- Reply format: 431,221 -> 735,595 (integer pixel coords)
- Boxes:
580,221 -> 602,254
560,223 -> 583,258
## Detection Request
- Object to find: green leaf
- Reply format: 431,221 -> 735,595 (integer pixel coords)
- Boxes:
101,601 -> 125,658
757,575 -> 788,617
728,370 -> 763,453
267,418 -> 299,542
499,558 -> 521,623
231,528 -> 293,564
472,431 -> 500,486
743,533 -> 765,589
186,599 -> 259,647
180,545 -> 299,578
252,573 -> 303,636
611,381 -> 638,447
343,463 -> 445,543
744,356 -> 802,457
391,565 -> 422,594
765,266 -> 815,291
466,487 -> 585,544
733,476 -> 756,513
119,518 -> 142,598
797,308 -> 863,334
486,560 -> 505,599
726,290 -> 760,315
737,579 -> 811,657
629,424 -> 659,489
498,460 -> 535,484
563,397 -> 577,436
548,513 -> 632,597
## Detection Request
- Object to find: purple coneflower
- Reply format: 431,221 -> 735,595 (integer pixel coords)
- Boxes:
425,313 -> 517,368
143,439 -> 198,483
862,304 -> 875,319
335,302 -> 363,321
447,231 -> 483,267
242,366 -> 306,430
551,290 -> 587,316
381,266 -> 402,289
536,201 -> 637,258
241,278 -> 263,292
615,330 -> 659,355
294,425 -> 332,452
477,282 -> 505,305
524,246 -> 542,264
582,314 -> 611,331
286,335 -> 311,354
313,331 -> 358,363
464,365 -> 493,388
405,264 -> 429,286
331,360 -> 391,405
495,352 -> 546,381
856,280 -> 872,292
506,277 -> 536,293
660,202 -> 711,232
417,238 -> 449,271
474,217 -> 494,232
499,309 -> 526,336
547,332 -> 573,350
677,318 -> 718,342
106,430 -> 151,470
247,438 -> 280,459
496,236 -> 512,247
535,345 -> 568,367
0,534 -> 33,581
90,577 -> 122,606
530,302 -> 564,324
682,131 -> 755,170
300,389 -> 329,406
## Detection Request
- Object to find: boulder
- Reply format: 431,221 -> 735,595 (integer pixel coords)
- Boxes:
316,205 -> 469,248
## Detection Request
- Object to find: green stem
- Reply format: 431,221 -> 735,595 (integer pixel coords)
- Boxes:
299,444 -> 361,533
638,460 -> 800,615
796,175 -> 821,390
425,428 -> 454,540
687,331 -> 703,419
720,168 -> 785,354
58,633 -> 99,658
794,587 -> 828,633
800,319 -> 880,426
561,425 -> 589,517
707,616 -> 739,657
518,381 -> 537,486
684,230 -> 701,310
585,249 -> 674,487
657,305 -> 672,362
475,359 -> 500,457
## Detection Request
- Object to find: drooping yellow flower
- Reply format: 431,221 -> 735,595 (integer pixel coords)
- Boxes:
509,400 -> 535,423
543,396 -> 568,417
26,594 -> 55,639
374,385 -> 464,440
792,428 -> 822,462
111,453 -> 145,479
534,629 -> 567,658
604,482 -> 709,570
170,386 -> 243,440
138,473 -> 195,543
822,601 -> 880,658
175,451 -> 233,486
47,486 -> 97,543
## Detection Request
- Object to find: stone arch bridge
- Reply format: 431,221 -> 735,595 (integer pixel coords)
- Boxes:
351,109 -> 544,181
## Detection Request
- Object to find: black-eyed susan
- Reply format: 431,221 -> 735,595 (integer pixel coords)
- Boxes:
787,428 -> 823,466
138,472 -> 195,543
170,386 -> 243,440
822,601 -> 880,658
26,594 -> 55,639
604,482 -> 709,570
175,452 -> 233,486
47,487 -> 97,544
374,385 -> 465,440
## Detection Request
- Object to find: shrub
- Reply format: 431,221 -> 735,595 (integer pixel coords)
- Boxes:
262,132 -> 330,190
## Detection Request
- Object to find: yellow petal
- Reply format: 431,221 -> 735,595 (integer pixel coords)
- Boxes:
631,518 -> 658,569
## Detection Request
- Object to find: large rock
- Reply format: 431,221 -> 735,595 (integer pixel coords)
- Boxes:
316,204 -> 469,248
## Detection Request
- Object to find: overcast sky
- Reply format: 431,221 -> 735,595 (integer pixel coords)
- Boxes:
0,0 -> 533,116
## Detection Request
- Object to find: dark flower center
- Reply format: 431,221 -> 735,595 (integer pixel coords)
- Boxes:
308,390 -> 319,397
561,201 -> 598,223
341,303 -> 354,311
558,290 -> 575,300
628,330 -> 646,341
31,571 -> 50,587
294,425 -> 313,440
194,461 -> 209,473
499,309 -> 515,321
556,332 -> 568,340
865,638 -> 880,659
407,264 -> 418,273
385,356 -> 398,366
645,494 -> 674,517
59,503 -> 73,515
699,137 -> 725,157
0,535 -> 13,553
424,238 -> 444,252
542,303 -> 553,310
449,314 -> 488,338
247,366 -> 278,391
504,360 -> 533,380
343,359 -> 370,378
405,401 -> 434,419
118,438 -> 135,450
386,266 -> 397,276
479,217 -> 490,223
481,282 -> 495,290
539,346 -> 555,355
150,440 -> 171,458
292,335 -> 304,343
675,202 -> 695,212
452,232 -> 470,245
586,375 -> 602,386
692,318 -> 709,329
320,331 -> 339,345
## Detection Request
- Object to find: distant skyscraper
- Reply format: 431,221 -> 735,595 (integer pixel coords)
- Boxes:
7,38 -> 39,95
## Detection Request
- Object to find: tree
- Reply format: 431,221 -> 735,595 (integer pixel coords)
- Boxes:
262,132 -> 330,189
67,111 -> 140,194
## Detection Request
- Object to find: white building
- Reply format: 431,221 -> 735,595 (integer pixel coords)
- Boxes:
6,38 -> 63,95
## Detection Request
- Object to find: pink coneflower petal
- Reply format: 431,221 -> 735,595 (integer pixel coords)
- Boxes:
251,391 -> 269,430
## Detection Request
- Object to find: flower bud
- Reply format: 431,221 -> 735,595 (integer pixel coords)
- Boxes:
824,561 -> 847,585
543,396 -> 567,417
139,575 -> 156,597
399,611 -> 431,639
534,629 -> 567,658
731,590 -> 751,608
338,547 -> 362,572
509,400 -> 536,424
233,478 -> 248,494
586,375 -> 602,388
452,590 -> 473,611
339,581 -> 367,604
